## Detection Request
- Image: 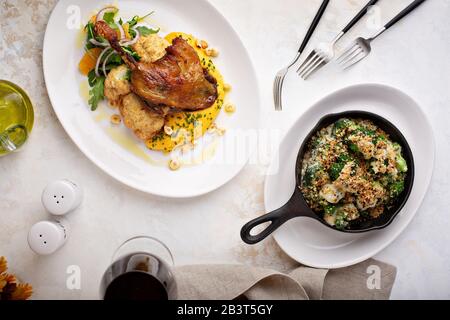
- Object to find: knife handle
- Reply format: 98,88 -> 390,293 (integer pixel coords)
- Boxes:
385,0 -> 427,30
298,0 -> 330,53
342,0 -> 380,33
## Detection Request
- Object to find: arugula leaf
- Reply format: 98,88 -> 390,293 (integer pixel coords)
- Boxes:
124,69 -> 132,81
128,27 -> 137,38
106,52 -> 123,66
88,75 -> 105,111
84,21 -> 111,49
84,22 -> 96,49
127,15 -> 140,28
136,26 -> 159,36
139,11 -> 155,21
85,22 -> 95,40
87,69 -> 97,87
126,11 -> 156,37
122,46 -> 141,61
127,11 -> 154,27
103,11 -> 117,25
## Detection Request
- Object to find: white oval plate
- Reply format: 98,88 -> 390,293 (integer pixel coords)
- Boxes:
266,84 -> 434,269
43,0 -> 259,198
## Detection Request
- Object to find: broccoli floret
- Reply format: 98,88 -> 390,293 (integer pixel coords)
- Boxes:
333,118 -> 353,136
324,204 -> 337,215
356,127 -> 376,136
329,154 -> 351,181
393,143 -> 402,152
396,155 -> 408,173
311,137 -> 321,149
338,154 -> 351,162
329,162 -> 345,181
390,180 -> 405,197
360,211 -> 370,218
348,142 -> 359,154
373,134 -> 387,145
335,213 -> 349,230
303,164 -> 319,187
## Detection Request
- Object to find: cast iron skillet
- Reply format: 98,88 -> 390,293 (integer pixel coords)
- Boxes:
241,111 -> 415,245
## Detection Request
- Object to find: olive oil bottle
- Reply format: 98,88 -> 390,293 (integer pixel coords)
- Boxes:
0,80 -> 34,156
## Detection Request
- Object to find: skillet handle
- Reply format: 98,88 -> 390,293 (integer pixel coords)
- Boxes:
240,189 -> 311,245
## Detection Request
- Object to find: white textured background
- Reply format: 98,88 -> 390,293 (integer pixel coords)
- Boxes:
0,0 -> 449,299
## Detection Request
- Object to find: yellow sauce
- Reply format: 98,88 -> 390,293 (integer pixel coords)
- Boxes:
93,107 -> 110,122
79,81 -> 90,102
182,137 -> 220,167
76,26 -> 86,50
105,127 -> 165,166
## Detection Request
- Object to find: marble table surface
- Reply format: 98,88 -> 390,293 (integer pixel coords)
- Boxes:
1,0 -> 449,299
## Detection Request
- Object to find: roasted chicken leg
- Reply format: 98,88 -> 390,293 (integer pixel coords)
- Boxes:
95,21 -> 218,111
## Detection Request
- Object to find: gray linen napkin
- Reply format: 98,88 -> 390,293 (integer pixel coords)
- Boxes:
173,258 -> 396,300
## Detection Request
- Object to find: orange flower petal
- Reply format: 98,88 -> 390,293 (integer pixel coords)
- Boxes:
11,283 -> 33,300
0,256 -> 7,274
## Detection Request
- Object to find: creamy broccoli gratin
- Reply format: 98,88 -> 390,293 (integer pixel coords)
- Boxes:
300,118 -> 408,230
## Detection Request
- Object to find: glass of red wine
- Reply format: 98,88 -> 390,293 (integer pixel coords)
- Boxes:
100,236 -> 177,300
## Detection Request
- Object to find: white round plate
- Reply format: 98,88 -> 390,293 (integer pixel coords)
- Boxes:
43,0 -> 259,198
266,84 -> 435,269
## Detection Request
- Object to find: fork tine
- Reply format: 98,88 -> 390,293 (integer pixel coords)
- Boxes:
340,47 -> 364,68
299,52 -> 326,79
275,81 -> 281,110
273,75 -> 282,110
296,51 -> 318,75
337,44 -> 360,64
299,53 -> 322,78
342,50 -> 367,70
277,78 -> 285,110
273,78 -> 279,110
302,56 -> 326,80
273,76 -> 279,102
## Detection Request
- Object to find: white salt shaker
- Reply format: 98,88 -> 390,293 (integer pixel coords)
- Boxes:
27,219 -> 69,255
41,179 -> 83,216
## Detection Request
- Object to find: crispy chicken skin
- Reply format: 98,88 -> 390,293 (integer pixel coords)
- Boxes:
94,21 -> 218,111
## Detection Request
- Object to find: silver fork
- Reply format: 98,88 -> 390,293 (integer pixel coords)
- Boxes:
273,0 -> 330,111
297,0 -> 379,80
338,0 -> 427,69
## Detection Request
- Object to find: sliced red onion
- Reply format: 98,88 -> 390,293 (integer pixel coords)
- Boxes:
102,50 -> 116,77
89,38 -> 109,47
96,6 -> 118,22
95,47 -> 112,77
120,29 -> 140,46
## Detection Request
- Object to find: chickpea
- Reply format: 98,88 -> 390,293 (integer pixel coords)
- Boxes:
205,48 -> 219,57
216,127 -> 226,136
224,102 -> 236,114
223,83 -> 232,92
110,114 -> 122,125
168,158 -> 181,171
164,125 -> 174,135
